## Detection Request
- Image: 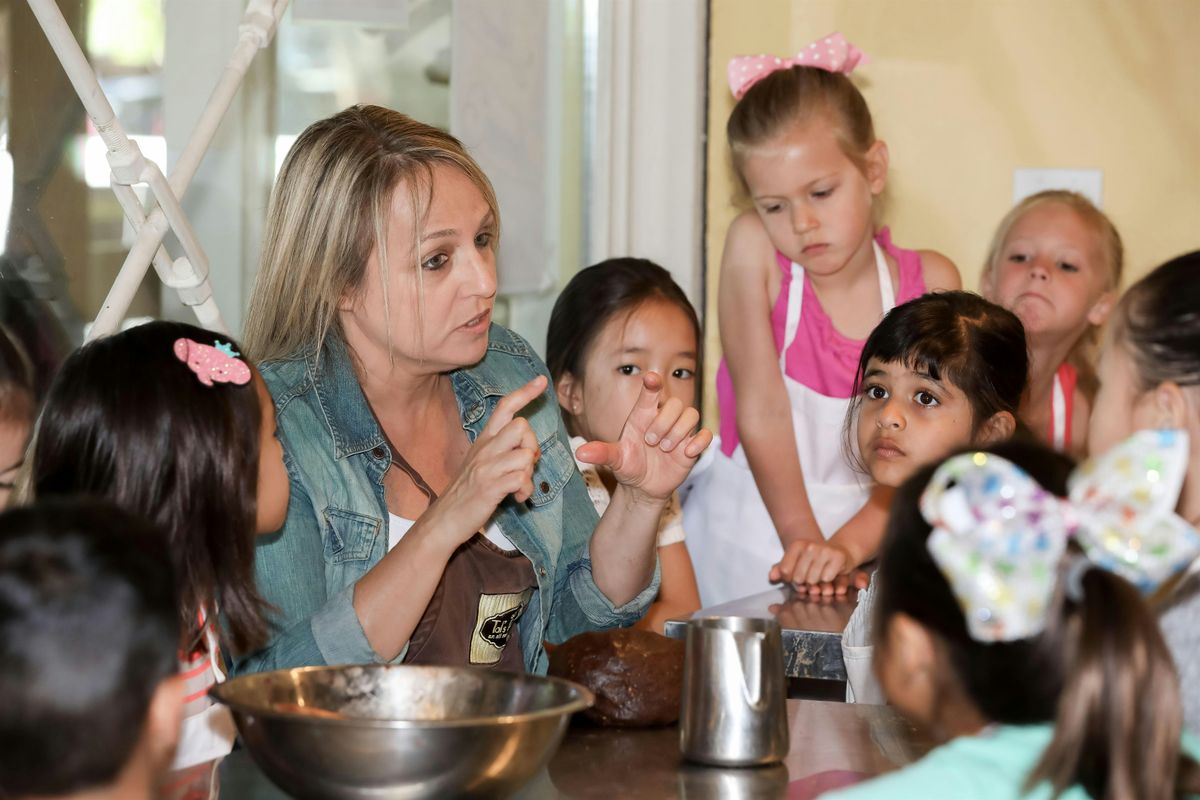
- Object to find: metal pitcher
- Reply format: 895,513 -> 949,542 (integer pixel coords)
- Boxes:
680,616 -> 789,766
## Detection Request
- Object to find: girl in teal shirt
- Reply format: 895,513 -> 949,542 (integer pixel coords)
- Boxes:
822,435 -> 1200,800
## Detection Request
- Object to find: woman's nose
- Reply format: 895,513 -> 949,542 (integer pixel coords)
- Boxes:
466,249 -> 497,298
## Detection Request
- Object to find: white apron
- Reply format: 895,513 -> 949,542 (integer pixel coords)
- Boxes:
684,243 -> 894,606
170,622 -> 237,770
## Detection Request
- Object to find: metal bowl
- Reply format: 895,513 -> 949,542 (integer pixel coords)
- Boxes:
210,664 -> 593,799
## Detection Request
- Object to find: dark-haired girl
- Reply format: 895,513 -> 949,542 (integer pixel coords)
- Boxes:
773,291 -> 1026,589
1088,250 -> 1200,735
547,258 -> 702,633
819,436 -> 1200,799
27,320 -> 289,769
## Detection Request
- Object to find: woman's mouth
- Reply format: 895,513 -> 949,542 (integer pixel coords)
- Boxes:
460,309 -> 491,333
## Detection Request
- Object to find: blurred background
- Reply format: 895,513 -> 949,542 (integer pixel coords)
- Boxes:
3,0 -> 1197,422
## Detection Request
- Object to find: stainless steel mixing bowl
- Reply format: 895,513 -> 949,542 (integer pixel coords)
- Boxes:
210,664 -> 593,799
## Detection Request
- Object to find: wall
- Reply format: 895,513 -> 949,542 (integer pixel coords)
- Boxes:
703,0 -> 1200,422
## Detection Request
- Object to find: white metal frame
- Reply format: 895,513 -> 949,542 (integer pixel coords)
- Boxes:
26,0 -> 290,339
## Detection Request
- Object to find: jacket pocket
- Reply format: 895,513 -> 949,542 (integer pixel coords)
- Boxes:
525,435 -> 573,508
322,507 -> 382,564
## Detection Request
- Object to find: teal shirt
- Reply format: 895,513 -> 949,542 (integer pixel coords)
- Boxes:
232,325 -> 659,676
821,724 -> 1200,800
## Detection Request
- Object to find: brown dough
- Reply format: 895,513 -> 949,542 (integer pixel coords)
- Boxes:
548,629 -> 684,727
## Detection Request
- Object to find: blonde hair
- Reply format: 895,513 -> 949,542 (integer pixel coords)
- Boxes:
982,190 -> 1124,395
243,105 -> 500,363
726,66 -> 876,204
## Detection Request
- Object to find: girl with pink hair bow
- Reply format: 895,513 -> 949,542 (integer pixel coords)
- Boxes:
683,33 -> 961,605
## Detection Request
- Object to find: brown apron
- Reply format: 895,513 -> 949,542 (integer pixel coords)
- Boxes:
403,532 -> 536,669
381,436 -> 536,670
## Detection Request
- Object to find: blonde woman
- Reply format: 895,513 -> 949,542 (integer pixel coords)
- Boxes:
236,105 -> 712,675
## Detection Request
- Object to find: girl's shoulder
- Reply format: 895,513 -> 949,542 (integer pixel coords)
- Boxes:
916,249 -> 962,293
722,210 -> 779,277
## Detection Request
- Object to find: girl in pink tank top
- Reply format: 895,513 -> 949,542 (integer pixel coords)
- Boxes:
682,34 -> 961,606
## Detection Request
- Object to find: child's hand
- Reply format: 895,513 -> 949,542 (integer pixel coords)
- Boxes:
575,372 -> 713,503
769,540 -> 861,593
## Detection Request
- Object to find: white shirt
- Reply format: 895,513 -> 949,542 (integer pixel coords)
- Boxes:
569,435 -> 686,548
387,513 -> 517,553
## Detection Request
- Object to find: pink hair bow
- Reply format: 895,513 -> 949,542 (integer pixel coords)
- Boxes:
174,338 -> 252,387
920,430 -> 1200,643
727,32 -> 869,100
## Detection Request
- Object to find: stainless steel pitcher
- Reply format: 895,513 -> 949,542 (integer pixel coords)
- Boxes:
680,616 -> 789,766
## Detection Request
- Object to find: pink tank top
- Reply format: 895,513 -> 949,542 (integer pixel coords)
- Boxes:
716,228 -> 928,456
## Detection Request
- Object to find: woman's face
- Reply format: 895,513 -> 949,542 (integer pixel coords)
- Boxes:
341,164 -> 498,374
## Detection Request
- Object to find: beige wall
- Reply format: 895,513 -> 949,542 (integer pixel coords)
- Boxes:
703,0 -> 1200,423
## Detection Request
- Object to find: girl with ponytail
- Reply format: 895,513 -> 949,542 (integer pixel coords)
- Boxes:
820,434 -> 1200,800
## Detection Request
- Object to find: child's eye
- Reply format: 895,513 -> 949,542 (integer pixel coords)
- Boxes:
475,231 -> 493,248
422,253 -> 448,271
1007,253 -> 1028,264
914,391 -> 940,407
617,364 -> 640,376
811,188 -> 833,199
1058,260 -> 1079,273
672,368 -> 695,380
864,384 -> 888,401
762,204 -> 783,214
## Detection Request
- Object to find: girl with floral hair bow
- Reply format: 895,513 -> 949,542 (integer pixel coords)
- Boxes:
684,32 -> 962,605
819,433 -> 1200,800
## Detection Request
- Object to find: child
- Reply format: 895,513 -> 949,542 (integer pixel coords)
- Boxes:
547,258 -> 702,633
820,436 -> 1200,800
1086,250 -> 1200,735
0,499 -> 183,800
0,324 -> 35,509
28,320 -> 289,769
771,291 -> 1026,589
982,190 -> 1122,458
685,32 -> 961,605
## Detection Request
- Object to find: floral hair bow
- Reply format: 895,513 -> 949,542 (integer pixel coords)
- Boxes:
727,32 -> 869,100
920,430 -> 1200,642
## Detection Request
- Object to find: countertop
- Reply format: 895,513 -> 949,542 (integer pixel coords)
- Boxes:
163,698 -> 930,799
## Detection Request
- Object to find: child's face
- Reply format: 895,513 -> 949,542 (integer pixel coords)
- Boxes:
255,375 -> 290,535
1089,339 -> 1163,457
559,299 -> 698,446
740,121 -> 885,273
0,416 -> 28,509
856,358 -> 977,487
987,203 -> 1114,343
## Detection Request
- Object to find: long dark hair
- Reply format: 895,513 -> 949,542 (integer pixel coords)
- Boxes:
31,321 -> 269,654
546,258 -> 701,426
875,438 -> 1200,799
845,291 -> 1029,467
1111,250 -> 1200,390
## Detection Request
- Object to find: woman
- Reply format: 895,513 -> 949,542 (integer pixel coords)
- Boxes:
236,105 -> 711,675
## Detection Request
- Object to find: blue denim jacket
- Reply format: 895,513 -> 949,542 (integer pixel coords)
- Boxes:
232,325 -> 658,676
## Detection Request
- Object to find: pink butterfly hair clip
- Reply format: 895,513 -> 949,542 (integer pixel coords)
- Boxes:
728,32 -> 869,100
173,338 -> 252,387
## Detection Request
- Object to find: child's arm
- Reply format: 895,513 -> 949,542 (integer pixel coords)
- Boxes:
918,249 -> 962,292
769,484 -> 893,593
720,212 -> 823,546
634,541 -> 701,634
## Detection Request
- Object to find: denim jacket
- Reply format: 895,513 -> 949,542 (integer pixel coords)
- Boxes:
232,325 -> 658,676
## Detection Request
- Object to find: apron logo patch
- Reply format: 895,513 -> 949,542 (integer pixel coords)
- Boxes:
469,589 -> 533,665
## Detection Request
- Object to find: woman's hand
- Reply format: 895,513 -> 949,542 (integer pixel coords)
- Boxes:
576,372 -> 713,503
426,375 -> 547,544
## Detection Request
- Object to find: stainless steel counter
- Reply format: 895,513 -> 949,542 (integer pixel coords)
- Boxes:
162,699 -> 930,799
664,588 -> 857,681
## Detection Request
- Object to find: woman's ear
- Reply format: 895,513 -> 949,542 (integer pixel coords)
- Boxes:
864,140 -> 889,196
978,411 -> 1017,445
555,372 -> 583,416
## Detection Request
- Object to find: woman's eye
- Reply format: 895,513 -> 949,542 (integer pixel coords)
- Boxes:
915,391 -> 940,407
475,232 -> 493,248
617,364 -> 640,376
864,385 -> 888,400
672,368 -> 695,380
422,253 -> 449,271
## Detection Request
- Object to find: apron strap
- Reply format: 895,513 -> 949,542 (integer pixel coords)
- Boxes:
1051,371 -> 1066,450
779,238 -> 897,371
